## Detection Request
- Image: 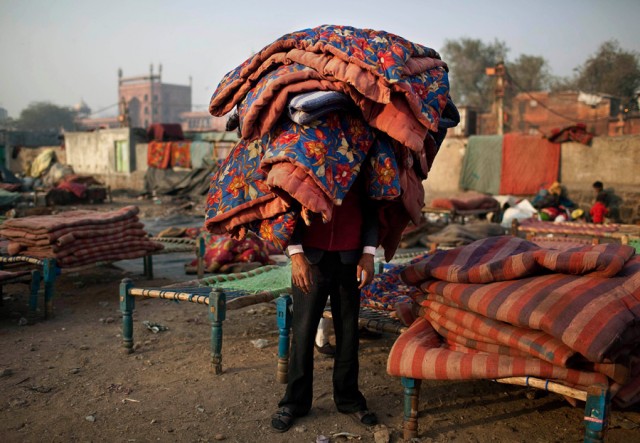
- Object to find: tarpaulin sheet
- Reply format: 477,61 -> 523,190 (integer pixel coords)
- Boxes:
459,135 -> 502,195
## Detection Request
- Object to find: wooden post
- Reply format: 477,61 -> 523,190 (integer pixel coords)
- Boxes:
28,269 -> 42,316
119,278 -> 135,354
276,294 -> 292,384
583,384 -> 609,443
196,235 -> 205,279
143,255 -> 153,279
402,377 -> 421,440
43,259 -> 57,319
209,290 -> 226,375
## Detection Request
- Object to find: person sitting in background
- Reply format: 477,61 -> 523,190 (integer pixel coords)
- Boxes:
533,181 -> 576,222
592,181 -> 622,223
590,192 -> 609,224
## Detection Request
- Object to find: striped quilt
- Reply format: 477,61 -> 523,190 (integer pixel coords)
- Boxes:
388,236 -> 640,405
0,206 -> 164,268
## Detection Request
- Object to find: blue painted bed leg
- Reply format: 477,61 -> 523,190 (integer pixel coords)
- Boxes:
119,278 -> 135,354
43,259 -> 57,319
197,235 -> 205,279
402,377 -> 421,440
209,290 -> 225,375
584,384 -> 609,443
275,294 -> 292,384
28,269 -> 42,316
143,255 -> 153,279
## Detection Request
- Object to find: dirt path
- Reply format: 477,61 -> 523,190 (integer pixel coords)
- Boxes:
1,197 -> 639,442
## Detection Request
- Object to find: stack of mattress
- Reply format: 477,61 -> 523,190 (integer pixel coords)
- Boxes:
388,236 -> 640,408
0,205 -> 163,268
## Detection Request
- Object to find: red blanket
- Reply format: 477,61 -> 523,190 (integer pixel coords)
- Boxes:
499,134 -> 560,195
147,142 -> 172,169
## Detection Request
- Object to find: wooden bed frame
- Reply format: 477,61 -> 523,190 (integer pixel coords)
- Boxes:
399,376 -> 609,443
0,256 -> 57,319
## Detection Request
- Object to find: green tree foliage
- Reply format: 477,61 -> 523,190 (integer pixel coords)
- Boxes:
16,102 -> 78,131
575,40 -> 640,109
441,38 -> 509,111
507,55 -> 551,93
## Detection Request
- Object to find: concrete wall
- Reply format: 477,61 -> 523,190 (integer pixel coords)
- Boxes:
560,134 -> 640,222
423,137 -> 466,199
64,128 -> 143,189
560,135 -> 640,188
423,134 -> 640,223
65,128 -> 132,175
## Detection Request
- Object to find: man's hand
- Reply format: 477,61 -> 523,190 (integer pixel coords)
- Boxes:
291,253 -> 313,294
357,254 -> 375,289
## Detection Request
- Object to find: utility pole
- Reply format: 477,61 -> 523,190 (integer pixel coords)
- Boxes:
486,61 -> 506,135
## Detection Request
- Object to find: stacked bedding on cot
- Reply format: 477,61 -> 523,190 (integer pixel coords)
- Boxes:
0,205 -> 163,268
387,236 -> 640,408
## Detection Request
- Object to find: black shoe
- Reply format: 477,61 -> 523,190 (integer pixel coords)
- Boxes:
314,343 -> 336,356
271,407 -> 294,432
348,409 -> 378,426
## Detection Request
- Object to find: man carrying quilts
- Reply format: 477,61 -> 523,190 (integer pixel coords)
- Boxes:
203,25 -> 458,432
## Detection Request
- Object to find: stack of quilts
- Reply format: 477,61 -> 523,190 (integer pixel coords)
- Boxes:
0,205 -> 163,268
204,24 -> 458,260
388,236 -> 640,408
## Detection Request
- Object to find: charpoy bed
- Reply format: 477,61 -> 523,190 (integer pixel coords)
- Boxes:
0,256 -> 56,319
386,236 -> 640,442
119,264 -> 292,374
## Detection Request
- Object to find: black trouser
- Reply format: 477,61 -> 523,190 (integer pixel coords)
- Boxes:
278,252 -> 367,416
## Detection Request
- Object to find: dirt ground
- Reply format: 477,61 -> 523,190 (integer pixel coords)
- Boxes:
1,195 -> 639,443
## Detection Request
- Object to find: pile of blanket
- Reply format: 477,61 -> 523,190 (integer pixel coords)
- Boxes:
388,236 -> 640,407
421,222 -> 506,247
0,206 -> 163,268
185,231 -> 273,274
361,254 -> 426,311
204,25 -> 458,259
429,192 -> 500,214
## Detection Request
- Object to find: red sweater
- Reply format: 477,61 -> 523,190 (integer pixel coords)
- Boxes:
302,187 -> 364,251
590,202 -> 608,224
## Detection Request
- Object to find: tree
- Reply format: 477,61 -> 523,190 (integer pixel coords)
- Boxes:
15,102 -> 78,131
441,38 -> 509,111
507,55 -> 552,93
575,40 -> 640,109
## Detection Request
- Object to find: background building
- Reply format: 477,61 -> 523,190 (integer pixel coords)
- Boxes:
117,64 -> 191,128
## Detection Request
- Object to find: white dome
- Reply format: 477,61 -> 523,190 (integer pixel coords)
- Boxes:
73,99 -> 91,116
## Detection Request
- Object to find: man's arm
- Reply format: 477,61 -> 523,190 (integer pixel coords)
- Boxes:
287,219 -> 313,294
357,198 -> 378,289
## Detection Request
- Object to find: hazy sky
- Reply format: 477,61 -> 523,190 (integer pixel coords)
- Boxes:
1,0 -> 639,118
